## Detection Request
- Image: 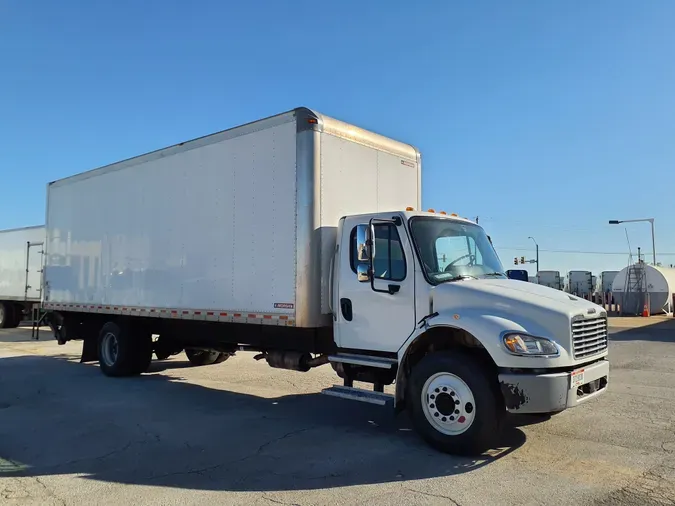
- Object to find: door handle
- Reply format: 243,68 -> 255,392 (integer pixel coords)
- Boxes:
340,298 -> 353,321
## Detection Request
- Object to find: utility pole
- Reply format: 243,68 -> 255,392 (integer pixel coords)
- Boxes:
528,237 -> 539,273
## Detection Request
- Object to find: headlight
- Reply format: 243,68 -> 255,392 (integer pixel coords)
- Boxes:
502,333 -> 559,356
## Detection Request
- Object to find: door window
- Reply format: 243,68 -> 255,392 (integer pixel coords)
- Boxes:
351,224 -> 406,281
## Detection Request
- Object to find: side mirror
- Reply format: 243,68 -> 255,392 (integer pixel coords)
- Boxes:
356,224 -> 371,261
356,264 -> 370,282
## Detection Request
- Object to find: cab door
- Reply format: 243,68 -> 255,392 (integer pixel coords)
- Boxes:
335,215 -> 417,353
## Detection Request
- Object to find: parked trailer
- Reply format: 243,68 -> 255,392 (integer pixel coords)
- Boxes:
537,270 -> 563,290
567,271 -> 593,296
0,226 -> 45,328
596,271 -> 618,295
43,107 -> 609,455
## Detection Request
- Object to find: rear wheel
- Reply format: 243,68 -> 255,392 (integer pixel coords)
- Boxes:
0,303 -> 12,329
213,352 -> 231,364
8,305 -> 23,328
407,351 -> 504,455
98,321 -> 152,377
185,349 -> 220,366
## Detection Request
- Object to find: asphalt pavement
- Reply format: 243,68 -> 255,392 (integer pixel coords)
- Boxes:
1,317 -> 674,505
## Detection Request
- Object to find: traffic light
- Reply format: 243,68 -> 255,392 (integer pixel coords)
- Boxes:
514,257 -> 518,265
520,256 -> 525,264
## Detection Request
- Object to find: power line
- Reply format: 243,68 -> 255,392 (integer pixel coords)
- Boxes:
495,247 -> 675,256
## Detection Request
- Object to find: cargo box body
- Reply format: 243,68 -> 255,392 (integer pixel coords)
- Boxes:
43,108 -> 421,329
536,270 -> 562,290
0,226 -> 45,302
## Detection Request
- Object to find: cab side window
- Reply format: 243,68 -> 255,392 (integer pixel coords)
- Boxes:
350,224 -> 406,281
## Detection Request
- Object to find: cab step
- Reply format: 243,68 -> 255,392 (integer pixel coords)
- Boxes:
321,385 -> 394,406
328,353 -> 398,369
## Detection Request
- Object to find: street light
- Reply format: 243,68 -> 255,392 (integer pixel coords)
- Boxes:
608,218 -> 656,264
528,236 -> 539,273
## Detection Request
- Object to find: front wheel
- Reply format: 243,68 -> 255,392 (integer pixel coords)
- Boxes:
407,351 -> 504,455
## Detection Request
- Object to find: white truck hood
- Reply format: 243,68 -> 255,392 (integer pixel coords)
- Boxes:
430,278 -> 606,365
432,279 -> 604,317
441,278 -> 602,317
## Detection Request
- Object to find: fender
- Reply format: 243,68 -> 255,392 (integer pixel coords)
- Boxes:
393,309 -> 556,407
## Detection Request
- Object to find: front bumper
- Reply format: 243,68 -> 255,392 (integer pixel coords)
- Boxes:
498,358 -> 609,414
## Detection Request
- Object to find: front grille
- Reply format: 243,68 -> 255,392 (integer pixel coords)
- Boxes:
572,317 -> 608,359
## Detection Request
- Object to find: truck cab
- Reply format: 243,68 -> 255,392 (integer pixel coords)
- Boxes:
328,210 -> 609,454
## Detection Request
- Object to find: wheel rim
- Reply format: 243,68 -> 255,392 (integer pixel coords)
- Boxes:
421,372 -> 476,435
0,306 -> 4,325
101,332 -> 119,366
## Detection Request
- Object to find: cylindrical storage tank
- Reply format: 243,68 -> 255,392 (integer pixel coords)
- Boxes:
611,265 -> 675,315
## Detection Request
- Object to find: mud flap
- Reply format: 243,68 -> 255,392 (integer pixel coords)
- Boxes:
81,337 -> 99,363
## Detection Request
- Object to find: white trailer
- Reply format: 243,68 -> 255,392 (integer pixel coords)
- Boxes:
43,107 -> 609,455
0,226 -> 45,328
537,270 -> 563,290
596,271 -> 618,295
567,271 -> 593,296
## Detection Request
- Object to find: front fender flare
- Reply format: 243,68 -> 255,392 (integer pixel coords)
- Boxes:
393,310 -> 549,408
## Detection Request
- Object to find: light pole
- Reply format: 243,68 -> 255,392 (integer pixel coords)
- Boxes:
608,218 -> 656,264
528,236 -> 539,273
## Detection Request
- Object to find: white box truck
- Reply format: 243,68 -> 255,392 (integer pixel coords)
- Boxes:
43,108 -> 609,455
0,226 -> 45,328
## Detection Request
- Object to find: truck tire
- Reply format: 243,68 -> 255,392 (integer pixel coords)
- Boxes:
185,349 -> 220,366
131,332 -> 153,375
213,352 -> 231,364
407,351 -> 504,456
98,321 -> 152,377
154,337 -> 181,360
8,305 -> 23,328
0,303 -> 12,329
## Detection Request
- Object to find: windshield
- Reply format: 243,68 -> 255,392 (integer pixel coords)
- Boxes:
409,217 -> 505,284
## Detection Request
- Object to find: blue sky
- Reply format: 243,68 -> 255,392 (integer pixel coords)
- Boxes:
2,1 -> 674,276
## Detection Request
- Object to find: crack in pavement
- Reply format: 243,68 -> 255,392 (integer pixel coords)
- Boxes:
146,427 -> 314,482
34,440 -> 138,472
262,494 -> 302,506
403,486 -> 463,505
34,476 -> 66,506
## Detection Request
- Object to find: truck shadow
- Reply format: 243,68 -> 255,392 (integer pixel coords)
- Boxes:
0,354 -> 526,492
608,317 -> 675,343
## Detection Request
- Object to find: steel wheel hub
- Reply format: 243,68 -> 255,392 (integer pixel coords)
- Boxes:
101,332 -> 119,366
421,372 -> 476,435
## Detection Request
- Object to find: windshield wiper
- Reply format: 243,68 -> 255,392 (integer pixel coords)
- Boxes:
482,272 -> 506,277
442,274 -> 478,282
